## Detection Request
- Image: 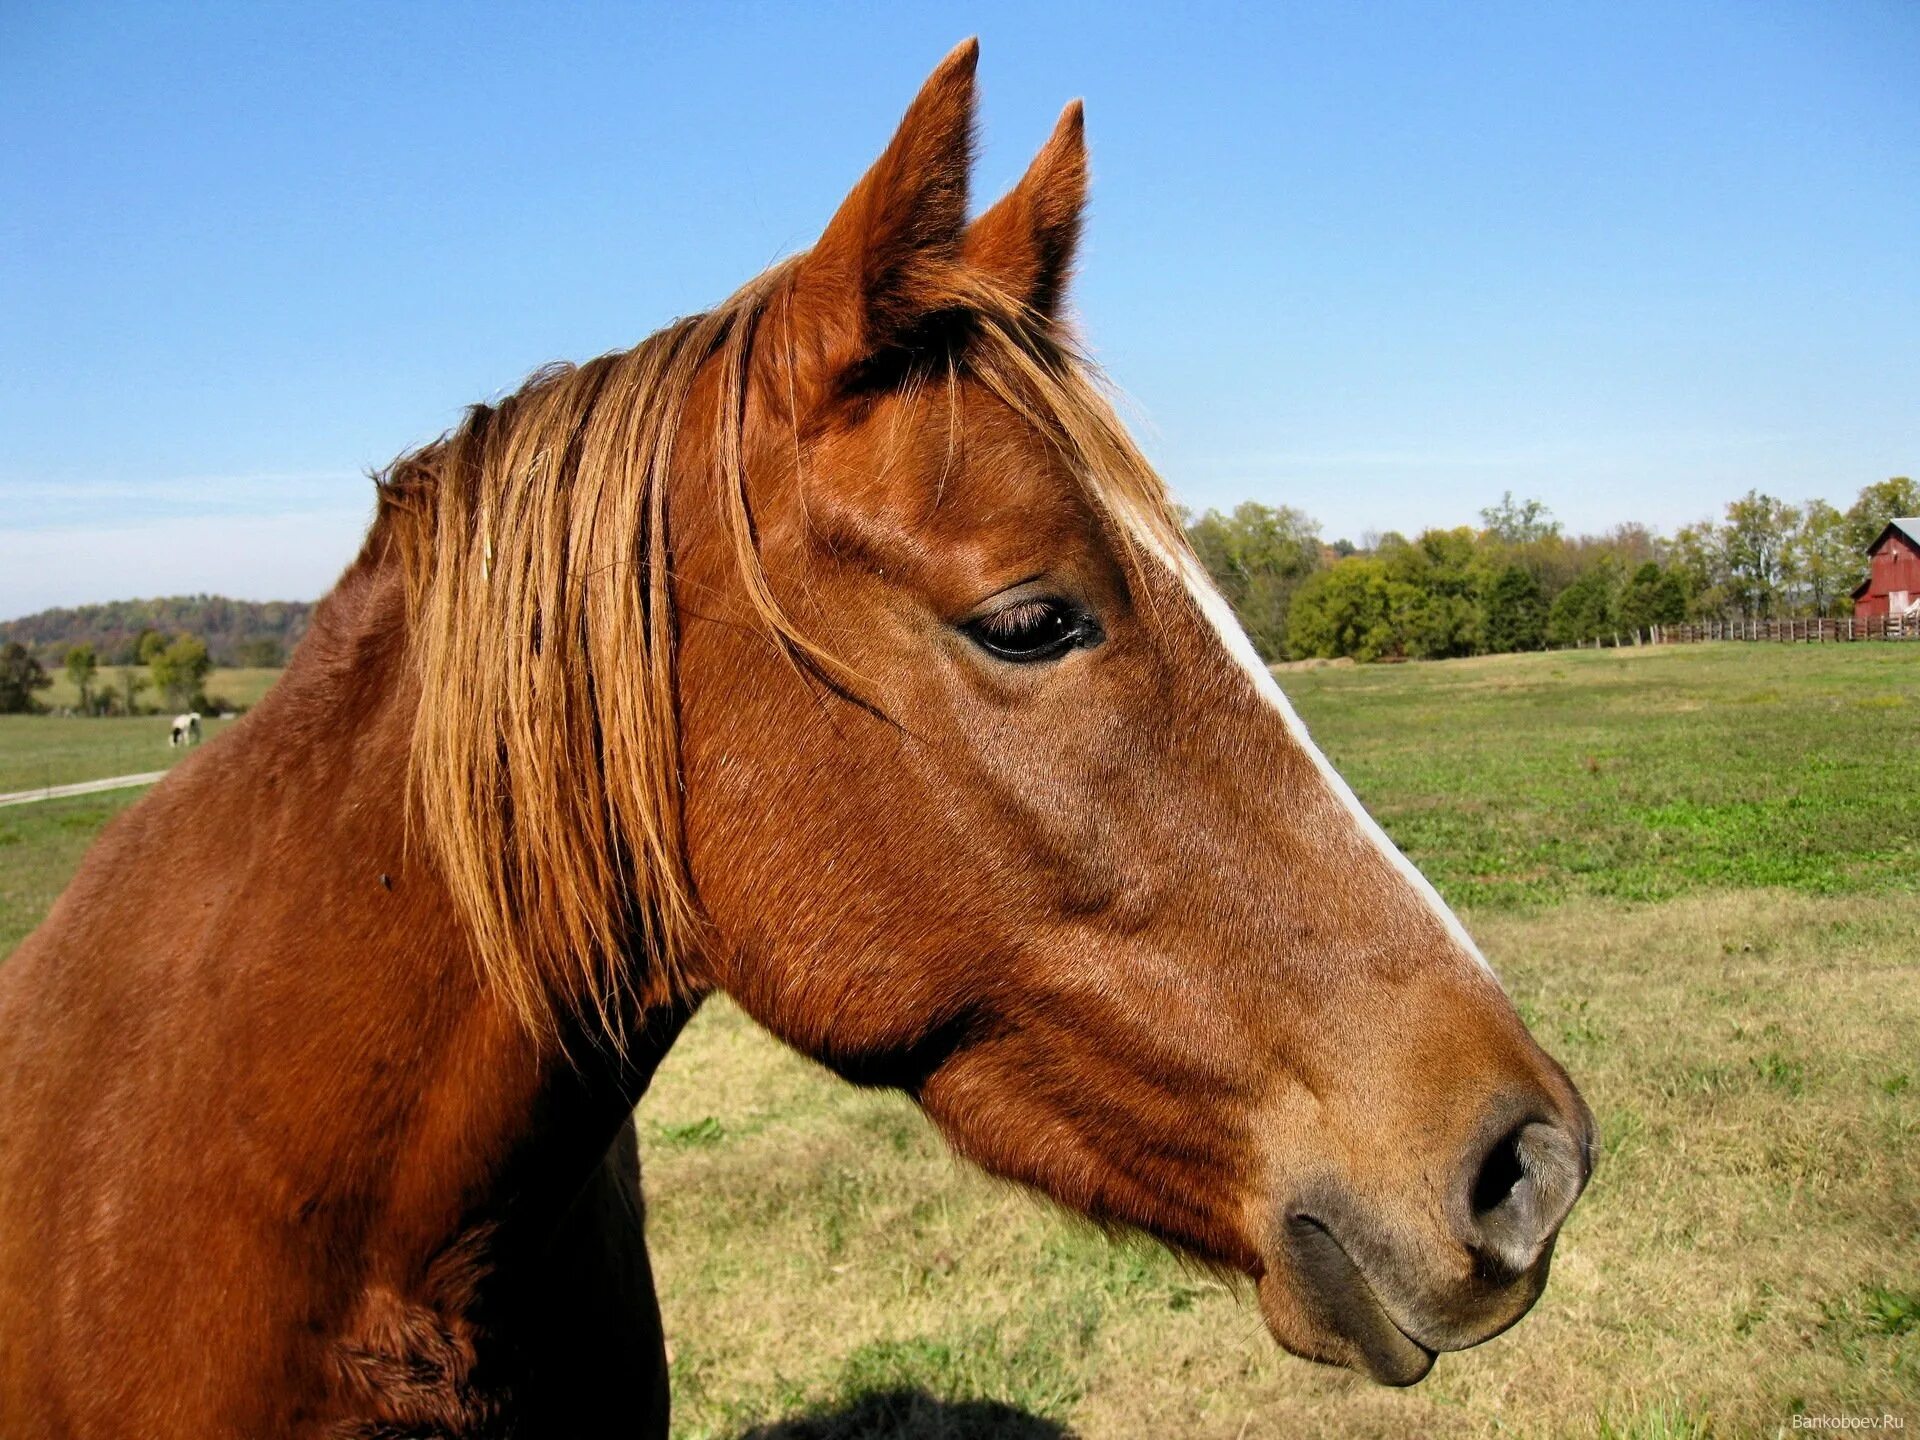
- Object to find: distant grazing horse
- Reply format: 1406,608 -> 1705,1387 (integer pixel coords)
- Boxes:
168,711 -> 201,747
0,44 -> 1593,1439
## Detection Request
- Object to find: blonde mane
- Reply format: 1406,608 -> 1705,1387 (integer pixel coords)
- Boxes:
377,260 -> 1186,1048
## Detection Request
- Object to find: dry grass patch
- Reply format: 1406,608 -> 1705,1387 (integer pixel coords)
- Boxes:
644,891 -> 1918,1438
36,665 -> 284,713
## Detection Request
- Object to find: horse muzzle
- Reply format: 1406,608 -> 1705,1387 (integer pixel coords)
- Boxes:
1256,1094 -> 1596,1385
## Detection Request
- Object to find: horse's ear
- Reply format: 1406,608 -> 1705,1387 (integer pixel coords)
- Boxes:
964,99 -> 1087,324
787,39 -> 979,382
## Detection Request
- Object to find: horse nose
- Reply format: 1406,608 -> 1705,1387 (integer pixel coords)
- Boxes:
1456,1102 -> 1594,1277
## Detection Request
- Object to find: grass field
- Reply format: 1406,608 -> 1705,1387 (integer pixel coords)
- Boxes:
0,791 -> 141,953
0,668 -> 282,793
1279,643 -> 1920,911
2,643 -> 1915,1436
0,715 -> 238,794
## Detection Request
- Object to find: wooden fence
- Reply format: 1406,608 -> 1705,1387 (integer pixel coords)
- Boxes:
1637,614 -> 1920,645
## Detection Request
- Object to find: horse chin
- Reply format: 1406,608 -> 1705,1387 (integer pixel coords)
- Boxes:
1255,1225 -> 1438,1387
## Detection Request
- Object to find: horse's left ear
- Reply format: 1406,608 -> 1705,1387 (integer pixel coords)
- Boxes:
964,99 -> 1087,323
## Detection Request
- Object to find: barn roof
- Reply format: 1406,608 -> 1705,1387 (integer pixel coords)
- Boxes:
1870,517 -> 1920,553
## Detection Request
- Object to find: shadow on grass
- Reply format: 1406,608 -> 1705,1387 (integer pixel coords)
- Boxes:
733,1388 -> 1072,1440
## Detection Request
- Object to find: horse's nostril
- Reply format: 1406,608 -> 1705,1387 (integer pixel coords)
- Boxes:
1469,1125 -> 1527,1219
1460,1117 -> 1586,1275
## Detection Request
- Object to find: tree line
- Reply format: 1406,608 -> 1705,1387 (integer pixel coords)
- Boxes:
1,474 -> 1910,711
1187,476 -> 1916,663
0,595 -> 309,669
0,632 -> 223,717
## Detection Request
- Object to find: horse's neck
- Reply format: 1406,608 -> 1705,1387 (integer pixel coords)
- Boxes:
26,552 -> 679,1269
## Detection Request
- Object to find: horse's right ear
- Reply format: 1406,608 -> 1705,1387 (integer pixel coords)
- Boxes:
786,39 -> 979,386
964,99 -> 1087,324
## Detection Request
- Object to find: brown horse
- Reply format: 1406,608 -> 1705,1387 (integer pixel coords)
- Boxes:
0,43 -> 1593,1438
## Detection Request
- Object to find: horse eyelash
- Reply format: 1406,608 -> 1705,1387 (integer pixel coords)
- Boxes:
975,599 -> 1058,637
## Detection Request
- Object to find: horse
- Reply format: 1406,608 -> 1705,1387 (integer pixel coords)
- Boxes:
0,42 -> 1593,1438
169,711 -> 202,747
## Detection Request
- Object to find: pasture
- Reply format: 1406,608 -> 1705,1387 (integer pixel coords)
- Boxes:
0,669 -> 279,794
1,643 -> 1914,1436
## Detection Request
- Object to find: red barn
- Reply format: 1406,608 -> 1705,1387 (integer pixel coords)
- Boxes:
1852,518 -> 1920,620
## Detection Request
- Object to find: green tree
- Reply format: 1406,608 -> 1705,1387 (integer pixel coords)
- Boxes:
117,667 -> 151,716
149,634 -> 213,709
1379,529 -> 1482,659
234,636 -> 286,668
1616,563 -> 1688,633
1405,592 -> 1479,659
1479,492 -> 1560,545
0,642 -> 52,714
137,629 -> 167,665
1793,500 -> 1856,616
1185,502 -> 1324,659
1668,521 -> 1727,618
1287,558 -> 1404,661
64,642 -> 99,713
1843,476 -> 1920,556
1721,491 -> 1800,618
1547,566 -> 1617,646
1479,565 -> 1546,653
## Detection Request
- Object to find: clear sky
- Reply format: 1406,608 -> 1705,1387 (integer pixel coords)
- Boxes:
3,1 -> 1916,617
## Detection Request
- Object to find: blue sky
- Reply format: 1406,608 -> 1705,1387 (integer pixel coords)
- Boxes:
3,1 -> 1916,616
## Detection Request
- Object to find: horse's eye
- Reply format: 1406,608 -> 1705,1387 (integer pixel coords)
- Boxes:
961,597 -> 1101,664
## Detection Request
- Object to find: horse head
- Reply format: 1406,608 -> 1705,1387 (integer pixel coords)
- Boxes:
397,42 -> 1593,1385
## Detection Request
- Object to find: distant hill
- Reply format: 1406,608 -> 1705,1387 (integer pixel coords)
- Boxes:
0,596 -> 314,668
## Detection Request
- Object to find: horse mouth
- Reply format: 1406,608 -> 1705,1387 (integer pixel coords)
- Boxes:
1279,1216 -> 1437,1386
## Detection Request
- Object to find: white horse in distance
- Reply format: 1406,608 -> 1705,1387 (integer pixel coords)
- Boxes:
169,713 -> 202,748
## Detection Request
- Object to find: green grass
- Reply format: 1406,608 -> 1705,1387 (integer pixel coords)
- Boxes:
1280,644 -> 1920,911
0,791 -> 143,952
3,642 -> 1916,1437
1,668 -> 281,791
0,714 -> 241,792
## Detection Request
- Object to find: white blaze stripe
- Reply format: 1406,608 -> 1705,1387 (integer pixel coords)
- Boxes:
1131,520 -> 1500,983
